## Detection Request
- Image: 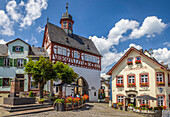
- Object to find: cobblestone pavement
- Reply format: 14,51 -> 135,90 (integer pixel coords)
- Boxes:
20,103 -> 144,117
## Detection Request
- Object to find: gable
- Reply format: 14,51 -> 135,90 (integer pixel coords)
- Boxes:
107,47 -> 168,75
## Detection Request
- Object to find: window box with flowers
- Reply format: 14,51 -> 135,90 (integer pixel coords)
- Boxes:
157,82 -> 165,86
135,57 -> 141,64
117,102 -> 123,106
128,83 -> 136,87
127,61 -> 133,65
140,82 -> 149,87
116,84 -> 124,87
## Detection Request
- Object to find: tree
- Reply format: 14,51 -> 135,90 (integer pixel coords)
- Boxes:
25,56 -> 57,98
53,61 -> 79,84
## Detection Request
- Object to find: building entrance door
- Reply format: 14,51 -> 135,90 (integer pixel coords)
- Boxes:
20,80 -> 24,92
128,94 -> 136,106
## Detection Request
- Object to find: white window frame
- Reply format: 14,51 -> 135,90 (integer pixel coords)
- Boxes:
128,75 -> 135,84
63,47 -> 67,56
85,54 -> 87,61
17,59 -> 24,67
141,74 -> 148,83
141,99 -> 149,104
118,96 -> 123,103
4,58 -> 10,67
158,96 -> 164,106
30,76 -> 38,89
16,46 -> 21,52
63,21 -> 67,28
58,46 -> 62,55
68,22 -> 72,28
74,51 -> 79,59
117,76 -> 123,84
157,73 -> 164,82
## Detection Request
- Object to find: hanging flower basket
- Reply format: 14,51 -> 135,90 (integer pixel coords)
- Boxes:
117,102 -> 123,106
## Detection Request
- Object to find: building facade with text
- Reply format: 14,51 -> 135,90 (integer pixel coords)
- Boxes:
107,47 -> 170,108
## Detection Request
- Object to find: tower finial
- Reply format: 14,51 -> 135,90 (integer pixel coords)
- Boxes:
66,2 -> 69,13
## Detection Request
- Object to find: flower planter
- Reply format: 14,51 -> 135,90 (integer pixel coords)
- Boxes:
55,103 -> 65,111
38,101 -> 44,104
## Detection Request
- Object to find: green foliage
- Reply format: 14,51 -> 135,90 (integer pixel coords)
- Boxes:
28,91 -> 34,97
154,107 -> 158,110
142,107 -> 146,110
54,99 -> 64,104
53,61 -> 79,84
39,98 -> 45,102
102,93 -> 105,99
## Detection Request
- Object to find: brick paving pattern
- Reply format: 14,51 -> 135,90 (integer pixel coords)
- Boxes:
19,103 -> 144,117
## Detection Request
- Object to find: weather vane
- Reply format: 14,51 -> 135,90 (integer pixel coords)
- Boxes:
66,3 -> 69,13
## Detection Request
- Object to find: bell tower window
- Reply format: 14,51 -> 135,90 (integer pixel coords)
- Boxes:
68,22 -> 72,29
63,21 -> 67,28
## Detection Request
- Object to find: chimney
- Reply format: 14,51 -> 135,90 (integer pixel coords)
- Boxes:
139,49 -> 143,53
161,62 -> 164,65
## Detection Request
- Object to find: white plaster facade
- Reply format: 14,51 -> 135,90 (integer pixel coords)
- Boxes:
108,47 -> 170,108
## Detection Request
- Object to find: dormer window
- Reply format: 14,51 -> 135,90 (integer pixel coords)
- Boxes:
68,22 -> 72,28
63,21 -> 67,28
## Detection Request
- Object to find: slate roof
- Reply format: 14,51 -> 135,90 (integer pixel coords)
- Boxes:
0,44 -> 8,57
46,22 -> 102,57
28,47 -> 49,57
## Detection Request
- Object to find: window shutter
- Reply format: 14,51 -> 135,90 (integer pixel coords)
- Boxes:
24,59 -> 27,65
10,59 -> 13,67
0,79 -> 2,86
9,79 -> 12,86
13,46 -> 16,52
0,58 -> 3,67
14,59 -> 17,67
21,47 -> 24,52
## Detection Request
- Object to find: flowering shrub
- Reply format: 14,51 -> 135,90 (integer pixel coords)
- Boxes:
127,61 -> 133,65
65,96 -> 73,103
117,102 -> 123,106
73,97 -> 81,103
157,82 -> 165,86
128,103 -> 134,107
140,104 -> 149,107
135,60 -> 141,64
117,84 -> 124,87
140,82 -> 149,86
128,83 -> 136,87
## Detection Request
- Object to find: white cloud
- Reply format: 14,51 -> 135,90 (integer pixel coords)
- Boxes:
19,0 -> 25,6
31,35 -> 38,43
20,0 -> 48,28
129,16 -> 166,39
0,39 -> 7,44
25,39 -> 29,43
6,0 -> 22,22
153,48 -> 170,66
101,73 -> 111,79
37,26 -> 45,33
0,10 -> 14,36
163,42 -> 170,47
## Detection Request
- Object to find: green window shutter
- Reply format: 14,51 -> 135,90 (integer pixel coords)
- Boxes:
21,47 -> 24,52
9,79 -> 12,86
13,46 -> 16,52
14,59 -> 17,67
10,59 -> 13,67
24,59 -> 27,65
0,58 -> 3,67
0,79 -> 2,86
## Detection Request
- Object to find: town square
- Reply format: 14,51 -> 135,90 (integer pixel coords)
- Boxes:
0,0 -> 170,117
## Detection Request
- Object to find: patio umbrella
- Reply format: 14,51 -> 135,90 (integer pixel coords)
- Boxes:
136,95 -> 158,100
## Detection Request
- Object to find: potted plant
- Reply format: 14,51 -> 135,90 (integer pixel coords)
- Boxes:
128,83 -> 136,87
140,82 -> 149,87
54,99 -> 65,111
38,98 -> 45,104
128,103 -> 134,109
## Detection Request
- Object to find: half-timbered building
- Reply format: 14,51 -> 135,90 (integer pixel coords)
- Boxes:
42,4 -> 102,101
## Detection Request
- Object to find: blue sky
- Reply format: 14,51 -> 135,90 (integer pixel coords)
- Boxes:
0,0 -> 170,76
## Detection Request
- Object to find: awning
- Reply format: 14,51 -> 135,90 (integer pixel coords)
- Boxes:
136,95 -> 158,100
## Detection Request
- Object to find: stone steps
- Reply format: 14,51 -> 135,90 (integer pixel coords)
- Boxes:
4,107 -> 54,117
